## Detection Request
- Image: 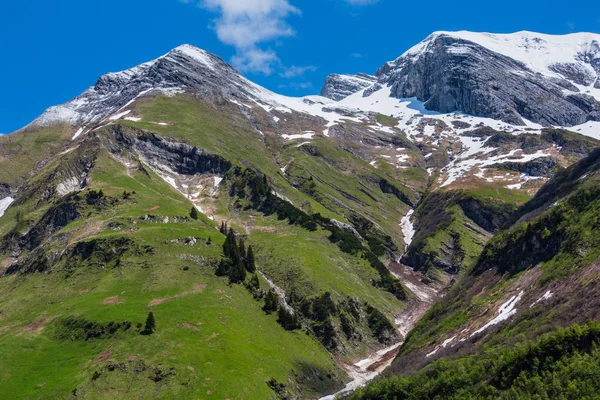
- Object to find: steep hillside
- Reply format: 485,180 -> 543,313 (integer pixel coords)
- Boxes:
353,147 -> 600,399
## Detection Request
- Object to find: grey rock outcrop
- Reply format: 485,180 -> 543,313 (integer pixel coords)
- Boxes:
375,33 -> 600,127
320,73 -> 377,100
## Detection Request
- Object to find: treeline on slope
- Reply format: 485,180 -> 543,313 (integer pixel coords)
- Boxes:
225,166 -> 408,301
214,223 -> 397,349
352,321 -> 600,400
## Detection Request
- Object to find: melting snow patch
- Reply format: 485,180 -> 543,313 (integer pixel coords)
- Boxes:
109,110 -> 131,120
426,336 -> 457,358
0,197 -> 14,217
72,127 -> 85,140
282,132 -> 314,140
400,210 -> 415,252
124,116 -> 142,122
471,291 -> 524,337
505,183 -> 522,190
213,177 -> 223,187
530,290 -> 553,308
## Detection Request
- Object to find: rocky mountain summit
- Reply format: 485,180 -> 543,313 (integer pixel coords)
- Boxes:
29,45 -> 276,133
322,31 -> 600,127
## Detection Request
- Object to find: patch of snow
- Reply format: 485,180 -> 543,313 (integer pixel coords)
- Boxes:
400,209 -> 415,252
426,335 -> 457,358
320,342 -> 403,400
530,290 -> 553,308
109,110 -> 131,121
72,127 -> 85,140
282,132 -> 314,140
173,44 -> 216,71
0,197 -> 14,217
124,116 -> 142,122
471,290 -> 524,337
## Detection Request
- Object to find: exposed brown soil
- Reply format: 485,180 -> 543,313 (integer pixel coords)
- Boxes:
148,283 -> 207,306
20,318 -> 48,333
103,296 -> 122,305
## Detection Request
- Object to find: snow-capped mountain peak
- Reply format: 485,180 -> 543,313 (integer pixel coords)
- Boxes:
27,44 -> 253,132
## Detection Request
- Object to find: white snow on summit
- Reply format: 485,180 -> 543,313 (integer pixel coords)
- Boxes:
396,31 -> 600,99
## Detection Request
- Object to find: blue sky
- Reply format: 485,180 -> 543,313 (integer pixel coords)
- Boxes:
0,0 -> 599,133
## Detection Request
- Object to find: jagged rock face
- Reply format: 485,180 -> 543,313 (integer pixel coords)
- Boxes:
104,125 -> 232,176
30,45 -> 267,128
320,73 -> 377,101
376,34 -> 600,127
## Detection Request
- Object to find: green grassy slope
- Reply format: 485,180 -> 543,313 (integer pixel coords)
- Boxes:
0,94 -> 420,398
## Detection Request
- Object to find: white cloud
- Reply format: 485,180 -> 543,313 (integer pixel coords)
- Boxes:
351,52 -> 363,58
197,0 -> 300,74
279,65 -> 318,78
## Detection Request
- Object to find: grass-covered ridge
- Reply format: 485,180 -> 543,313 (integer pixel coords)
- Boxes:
0,95 -> 420,397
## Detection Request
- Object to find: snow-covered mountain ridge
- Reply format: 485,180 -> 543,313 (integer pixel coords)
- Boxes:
23,31 -> 600,193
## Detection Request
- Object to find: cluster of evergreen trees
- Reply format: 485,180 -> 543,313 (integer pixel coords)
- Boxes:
352,321 -> 600,399
262,290 -> 300,331
226,167 -> 406,300
215,223 -> 255,284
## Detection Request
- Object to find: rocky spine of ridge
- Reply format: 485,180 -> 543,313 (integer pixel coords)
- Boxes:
28,45 -> 267,129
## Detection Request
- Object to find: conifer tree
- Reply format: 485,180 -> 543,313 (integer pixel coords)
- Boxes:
144,312 -> 156,334
245,245 -> 256,273
249,273 -> 260,290
216,259 -> 230,277
223,229 -> 237,259
229,259 -> 246,284
239,239 -> 246,265
190,207 -> 199,220
263,290 -> 279,314
277,307 -> 300,331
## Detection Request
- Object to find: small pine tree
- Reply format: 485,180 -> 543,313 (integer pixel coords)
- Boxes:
219,221 -> 227,235
263,290 -> 279,314
245,245 -> 256,273
277,307 -> 300,331
207,236 -> 212,245
239,239 -> 246,260
223,229 -> 238,259
215,259 -> 230,277
249,273 -> 260,290
144,312 -> 156,334
229,255 -> 246,284
190,207 -> 199,220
